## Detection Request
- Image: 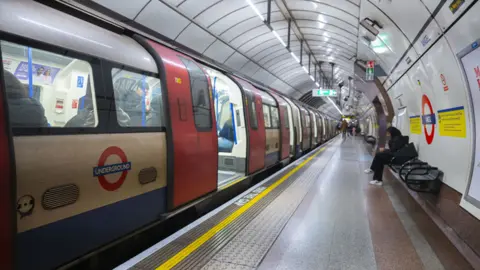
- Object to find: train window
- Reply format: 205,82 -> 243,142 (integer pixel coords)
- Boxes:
246,91 -> 258,129
270,106 -> 279,128
111,68 -> 163,127
178,56 -> 212,130
1,40 -> 98,128
263,104 -> 271,128
305,114 -> 310,127
284,110 -> 289,129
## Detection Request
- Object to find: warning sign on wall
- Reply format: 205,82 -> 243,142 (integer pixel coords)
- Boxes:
438,106 -> 466,138
409,116 -> 422,134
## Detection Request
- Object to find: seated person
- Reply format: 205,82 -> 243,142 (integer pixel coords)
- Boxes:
364,127 -> 407,186
3,70 -> 48,127
218,119 -> 234,152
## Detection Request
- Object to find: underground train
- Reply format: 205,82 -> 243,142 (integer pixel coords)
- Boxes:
0,1 -> 339,269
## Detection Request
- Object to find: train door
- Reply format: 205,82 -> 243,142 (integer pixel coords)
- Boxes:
301,106 -> 311,151
269,91 -> 290,161
318,114 -> 324,143
233,77 -> 265,174
284,97 -> 302,158
315,113 -> 322,144
0,61 -> 14,269
258,90 -> 280,168
283,97 -> 295,157
309,110 -> 317,146
148,41 -> 217,209
202,68 -> 247,187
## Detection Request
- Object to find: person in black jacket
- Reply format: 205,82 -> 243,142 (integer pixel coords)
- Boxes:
3,70 -> 48,127
364,127 -> 407,186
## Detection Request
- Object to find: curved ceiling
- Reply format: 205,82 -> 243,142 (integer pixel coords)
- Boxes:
70,0 -> 421,118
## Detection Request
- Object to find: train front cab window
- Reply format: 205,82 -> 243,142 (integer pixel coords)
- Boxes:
111,68 -> 163,127
1,40 -> 98,128
202,66 -> 247,187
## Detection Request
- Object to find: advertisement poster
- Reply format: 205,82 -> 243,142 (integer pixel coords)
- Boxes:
409,115 -> 422,134
13,61 -> 60,85
460,41 -> 480,206
438,106 -> 466,137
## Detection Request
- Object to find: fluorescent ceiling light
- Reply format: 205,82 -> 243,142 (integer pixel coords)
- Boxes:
310,75 -> 315,81
272,30 -> 286,47
323,32 -> 330,37
324,37 -> 330,42
246,0 -> 265,21
328,97 -> 343,115
302,66 -> 308,73
372,46 -> 389,54
316,82 -> 320,87
328,56 -> 335,61
318,14 -> 326,22
291,52 -> 300,63
318,22 -> 325,29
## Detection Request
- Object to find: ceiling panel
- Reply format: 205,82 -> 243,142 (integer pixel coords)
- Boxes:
223,51 -> 249,69
135,0 -> 190,40
176,23 -> 216,52
202,39 -> 235,63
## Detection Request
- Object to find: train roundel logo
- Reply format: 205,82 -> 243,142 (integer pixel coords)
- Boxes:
421,94 -> 436,145
93,146 -> 131,191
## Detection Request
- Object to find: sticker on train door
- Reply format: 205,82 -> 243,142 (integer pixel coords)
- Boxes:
93,146 -> 131,191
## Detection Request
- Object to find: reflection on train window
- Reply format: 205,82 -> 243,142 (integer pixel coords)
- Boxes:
284,110 -> 289,129
270,106 -> 279,128
111,68 -> 163,127
263,104 -> 271,128
247,92 -> 258,129
305,114 -> 310,127
178,56 -> 212,129
1,40 -> 98,128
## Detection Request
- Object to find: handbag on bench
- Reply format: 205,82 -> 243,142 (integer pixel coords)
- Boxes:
391,142 -> 418,165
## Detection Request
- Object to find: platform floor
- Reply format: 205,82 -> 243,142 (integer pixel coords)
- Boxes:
117,137 -> 471,270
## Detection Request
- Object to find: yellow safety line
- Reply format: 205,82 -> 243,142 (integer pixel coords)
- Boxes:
156,146 -> 327,269
219,176 -> 248,190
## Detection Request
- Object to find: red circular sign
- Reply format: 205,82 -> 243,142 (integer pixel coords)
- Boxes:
97,146 -> 129,191
421,94 -> 435,145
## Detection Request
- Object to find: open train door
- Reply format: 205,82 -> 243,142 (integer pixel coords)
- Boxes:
232,77 -> 265,174
145,40 -> 217,209
0,66 -> 15,269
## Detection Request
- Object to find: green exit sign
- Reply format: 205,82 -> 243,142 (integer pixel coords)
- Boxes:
312,89 -> 337,97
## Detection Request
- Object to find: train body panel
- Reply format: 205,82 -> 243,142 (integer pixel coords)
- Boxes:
15,134 -> 167,269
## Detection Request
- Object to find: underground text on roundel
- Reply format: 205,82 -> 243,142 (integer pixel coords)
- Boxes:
93,162 -> 131,177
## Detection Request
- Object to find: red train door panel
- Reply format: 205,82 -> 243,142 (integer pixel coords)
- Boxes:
269,91 -> 289,160
148,41 -> 217,209
233,77 -> 265,174
0,70 -> 14,269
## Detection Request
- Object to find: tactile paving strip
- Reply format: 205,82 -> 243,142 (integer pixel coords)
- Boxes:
132,146 -> 331,270
206,158 -> 327,269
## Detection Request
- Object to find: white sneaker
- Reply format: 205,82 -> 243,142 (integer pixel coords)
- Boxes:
364,169 -> 373,174
369,180 -> 383,186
